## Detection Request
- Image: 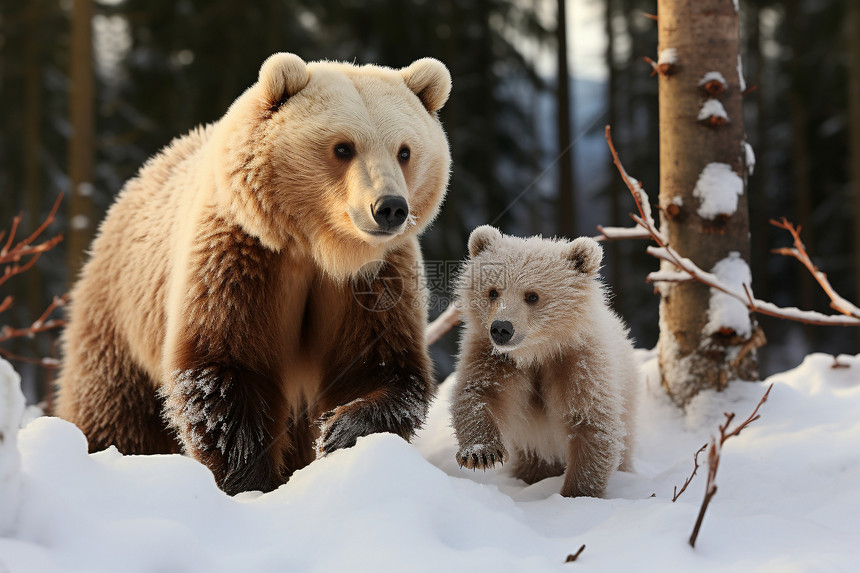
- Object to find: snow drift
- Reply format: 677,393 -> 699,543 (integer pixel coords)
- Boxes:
1,352 -> 859,572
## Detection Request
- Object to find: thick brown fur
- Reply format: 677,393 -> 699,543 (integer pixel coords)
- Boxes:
55,53 -> 451,495
450,226 -> 638,498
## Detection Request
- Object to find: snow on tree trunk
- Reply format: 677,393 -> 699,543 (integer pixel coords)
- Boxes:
656,0 -> 757,406
0,358 -> 25,534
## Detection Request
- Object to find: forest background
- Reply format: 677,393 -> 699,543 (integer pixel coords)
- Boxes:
2,0 -> 858,402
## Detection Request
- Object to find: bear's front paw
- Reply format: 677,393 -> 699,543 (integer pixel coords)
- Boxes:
456,443 -> 508,470
314,399 -> 374,457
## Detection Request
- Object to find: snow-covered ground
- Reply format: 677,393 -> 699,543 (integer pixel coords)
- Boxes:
1,351 -> 859,572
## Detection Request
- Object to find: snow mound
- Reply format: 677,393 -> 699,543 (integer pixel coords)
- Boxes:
0,358 -> 25,535
2,352 -> 860,571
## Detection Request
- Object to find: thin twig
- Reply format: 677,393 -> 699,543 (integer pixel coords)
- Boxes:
672,443 -> 708,502
564,544 -> 586,563
770,218 -> 860,318
689,384 -> 772,548
0,195 -> 67,369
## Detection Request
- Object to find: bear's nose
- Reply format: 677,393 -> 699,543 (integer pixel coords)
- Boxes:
372,195 -> 409,231
490,320 -> 514,345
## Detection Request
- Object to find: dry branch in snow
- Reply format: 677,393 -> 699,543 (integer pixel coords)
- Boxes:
0,193 -> 67,368
564,544 -> 586,563
601,126 -> 860,327
689,384 -> 772,548
672,443 -> 708,502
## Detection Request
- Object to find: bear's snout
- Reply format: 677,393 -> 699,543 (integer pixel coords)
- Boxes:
490,320 -> 514,345
371,195 -> 409,232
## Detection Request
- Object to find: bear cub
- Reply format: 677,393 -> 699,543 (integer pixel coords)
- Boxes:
450,225 -> 638,498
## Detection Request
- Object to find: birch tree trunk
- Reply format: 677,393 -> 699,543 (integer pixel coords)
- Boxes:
656,0 -> 757,406
67,0 -> 96,283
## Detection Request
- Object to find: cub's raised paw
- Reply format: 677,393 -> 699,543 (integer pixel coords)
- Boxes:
456,443 -> 508,470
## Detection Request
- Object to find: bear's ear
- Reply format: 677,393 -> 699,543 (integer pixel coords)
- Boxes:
258,53 -> 310,111
468,225 -> 502,258
565,237 -> 603,275
401,58 -> 452,113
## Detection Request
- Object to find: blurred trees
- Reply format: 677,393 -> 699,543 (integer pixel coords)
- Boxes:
68,0 -> 96,281
0,0 -> 857,400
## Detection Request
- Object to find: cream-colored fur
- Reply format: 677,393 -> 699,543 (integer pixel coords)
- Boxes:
55,53 -> 451,495
450,226 -> 638,498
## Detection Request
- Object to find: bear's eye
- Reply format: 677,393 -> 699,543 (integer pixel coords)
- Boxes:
488,288 -> 499,300
398,146 -> 411,163
525,292 -> 539,304
334,142 -> 355,160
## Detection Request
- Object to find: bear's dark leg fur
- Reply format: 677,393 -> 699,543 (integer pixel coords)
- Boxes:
164,217 -> 296,494
314,249 -> 434,455
164,363 -> 289,495
281,408 -> 317,476
510,449 -> 565,484
316,361 -> 431,455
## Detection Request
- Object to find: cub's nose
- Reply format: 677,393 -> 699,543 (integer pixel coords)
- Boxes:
372,195 -> 409,231
490,320 -> 514,345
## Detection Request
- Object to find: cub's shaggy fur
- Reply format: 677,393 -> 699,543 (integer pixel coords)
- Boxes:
450,226 -> 638,498
55,53 -> 452,494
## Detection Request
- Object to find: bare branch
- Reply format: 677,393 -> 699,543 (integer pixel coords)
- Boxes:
18,192 -> 63,249
564,544 -> 586,563
594,225 -> 652,242
689,384 -> 772,548
426,304 -> 462,345
672,443 -> 707,502
0,195 -> 67,369
0,294 -> 67,344
0,347 -> 61,368
602,126 -> 860,327
770,218 -> 860,319
1,214 -> 21,256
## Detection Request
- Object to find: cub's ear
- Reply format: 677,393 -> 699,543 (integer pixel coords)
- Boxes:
565,237 -> 603,275
401,58 -> 452,113
468,225 -> 502,258
258,52 -> 309,110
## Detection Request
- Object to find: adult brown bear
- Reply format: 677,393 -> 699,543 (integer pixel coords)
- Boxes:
55,53 -> 451,495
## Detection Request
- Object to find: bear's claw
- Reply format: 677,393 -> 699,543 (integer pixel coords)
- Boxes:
455,444 -> 508,470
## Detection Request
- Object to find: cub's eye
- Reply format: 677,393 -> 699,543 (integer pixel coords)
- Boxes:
398,146 -> 411,163
488,289 -> 499,300
334,143 -> 355,159
525,292 -> 539,304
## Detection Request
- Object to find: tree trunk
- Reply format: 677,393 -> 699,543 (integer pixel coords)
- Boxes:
556,0 -> 575,237
656,0 -> 757,406
848,1 -> 860,308
605,0 -> 620,292
67,0 -> 96,283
